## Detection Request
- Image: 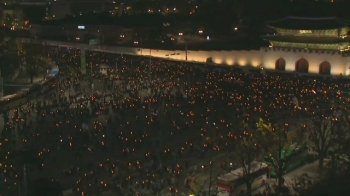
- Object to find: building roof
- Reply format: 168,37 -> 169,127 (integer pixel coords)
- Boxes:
36,13 -> 117,26
266,16 -> 348,30
263,35 -> 349,44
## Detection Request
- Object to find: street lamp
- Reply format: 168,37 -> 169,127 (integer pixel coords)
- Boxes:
208,161 -> 213,196
0,69 -> 3,97
3,23 -> 6,38
149,48 -> 151,82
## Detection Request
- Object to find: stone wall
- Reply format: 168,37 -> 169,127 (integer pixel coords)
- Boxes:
262,47 -> 348,75
21,39 -> 349,75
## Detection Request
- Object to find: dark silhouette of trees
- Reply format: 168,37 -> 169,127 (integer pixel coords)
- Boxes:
20,41 -> 52,83
29,178 -> 63,196
258,118 -> 304,192
302,107 -> 346,171
233,123 -> 265,196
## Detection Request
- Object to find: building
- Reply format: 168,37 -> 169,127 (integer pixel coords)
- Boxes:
48,0 -> 110,19
30,22 -> 133,43
1,6 -> 24,28
109,2 -> 133,16
29,16 -> 350,76
50,1 -> 71,19
262,16 -> 350,75
30,22 -> 63,39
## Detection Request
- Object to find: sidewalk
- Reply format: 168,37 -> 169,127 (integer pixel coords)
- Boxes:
0,76 -> 110,142
215,160 -> 321,196
250,160 -> 320,196
282,160 -> 320,194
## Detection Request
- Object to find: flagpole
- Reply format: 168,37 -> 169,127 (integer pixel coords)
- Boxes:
185,43 -> 187,61
149,49 -> 151,82
116,49 -> 118,71
0,69 -> 3,97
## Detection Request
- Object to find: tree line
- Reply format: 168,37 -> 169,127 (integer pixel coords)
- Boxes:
186,88 -> 350,196
0,37 -> 52,84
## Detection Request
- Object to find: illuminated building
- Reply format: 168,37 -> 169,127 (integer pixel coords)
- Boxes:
262,16 -> 350,75
32,16 -> 350,76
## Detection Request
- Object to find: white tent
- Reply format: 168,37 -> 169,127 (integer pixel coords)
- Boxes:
99,64 -> 109,75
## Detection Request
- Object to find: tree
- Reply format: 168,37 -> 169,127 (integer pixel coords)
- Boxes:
185,176 -> 205,195
4,14 -> 13,28
302,107 -> 346,171
25,55 -> 37,83
29,178 -> 63,196
37,56 -> 52,79
22,42 -> 49,83
257,118 -> 303,192
0,38 -> 25,80
233,123 -> 265,196
287,173 -> 319,195
289,168 -> 350,196
9,38 -> 25,67
184,162 -> 221,196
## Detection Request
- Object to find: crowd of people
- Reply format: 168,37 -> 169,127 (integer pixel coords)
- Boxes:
0,46 -> 349,196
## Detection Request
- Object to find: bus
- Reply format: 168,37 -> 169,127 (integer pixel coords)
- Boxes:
216,162 -> 269,196
263,145 -> 314,177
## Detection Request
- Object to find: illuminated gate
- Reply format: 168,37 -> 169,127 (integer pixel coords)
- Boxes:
275,58 -> 286,71
295,58 -> 309,73
319,61 -> 331,75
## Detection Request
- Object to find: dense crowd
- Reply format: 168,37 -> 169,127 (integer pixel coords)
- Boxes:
0,46 -> 349,196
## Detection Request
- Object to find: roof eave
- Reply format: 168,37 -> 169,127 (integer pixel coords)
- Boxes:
267,40 -> 348,44
266,25 -> 348,31
266,25 -> 277,29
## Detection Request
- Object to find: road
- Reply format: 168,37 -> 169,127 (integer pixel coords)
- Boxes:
3,76 -> 44,96
19,38 -> 207,64
21,38 -> 151,58
0,74 -> 106,142
0,71 -> 191,196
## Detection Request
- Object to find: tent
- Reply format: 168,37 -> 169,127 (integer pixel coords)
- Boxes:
99,64 -> 109,75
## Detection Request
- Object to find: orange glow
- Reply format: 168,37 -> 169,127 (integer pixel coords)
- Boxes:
238,59 -> 247,66
225,59 -> 235,65
213,58 -> 223,64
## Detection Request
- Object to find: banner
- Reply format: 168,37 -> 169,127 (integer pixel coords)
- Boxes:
81,49 -> 86,75
49,68 -> 59,77
89,39 -> 98,45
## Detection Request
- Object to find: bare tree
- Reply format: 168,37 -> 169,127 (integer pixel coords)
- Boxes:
21,41 -> 50,83
233,123 -> 265,196
184,161 -> 221,196
302,107 -> 346,171
257,118 -> 303,192
287,173 -> 318,195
